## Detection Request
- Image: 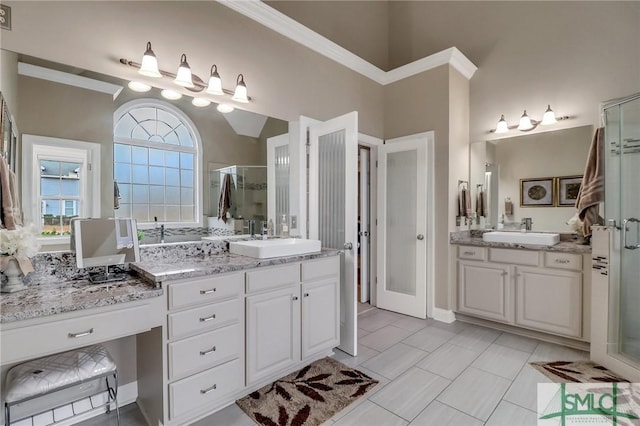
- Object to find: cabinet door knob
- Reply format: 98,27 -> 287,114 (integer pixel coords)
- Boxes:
292,296 -> 299,301
304,293 -> 309,297
417,234 -> 424,240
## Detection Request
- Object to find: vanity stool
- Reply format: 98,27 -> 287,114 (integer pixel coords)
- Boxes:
4,344 -> 120,425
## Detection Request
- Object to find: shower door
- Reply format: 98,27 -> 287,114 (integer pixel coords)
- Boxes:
605,94 -> 640,364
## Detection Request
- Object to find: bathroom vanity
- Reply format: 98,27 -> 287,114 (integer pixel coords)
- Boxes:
451,231 -> 592,348
0,247 -> 340,426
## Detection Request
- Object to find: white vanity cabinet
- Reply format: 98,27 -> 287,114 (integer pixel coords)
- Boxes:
456,245 -> 589,340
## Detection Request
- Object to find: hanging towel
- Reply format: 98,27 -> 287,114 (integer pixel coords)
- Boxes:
114,181 -> 121,210
218,173 -> 233,224
0,155 -> 21,230
576,127 -> 605,237
457,186 -> 472,218
476,188 -> 487,218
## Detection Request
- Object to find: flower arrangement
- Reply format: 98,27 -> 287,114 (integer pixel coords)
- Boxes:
0,223 -> 41,274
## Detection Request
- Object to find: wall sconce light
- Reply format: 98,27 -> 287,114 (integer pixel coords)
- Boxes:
492,105 -> 568,134
120,42 -> 252,113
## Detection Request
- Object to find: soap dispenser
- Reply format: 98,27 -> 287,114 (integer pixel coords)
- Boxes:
280,214 -> 289,238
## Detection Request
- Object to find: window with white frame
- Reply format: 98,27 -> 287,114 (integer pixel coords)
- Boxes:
113,101 -> 201,226
22,135 -> 101,241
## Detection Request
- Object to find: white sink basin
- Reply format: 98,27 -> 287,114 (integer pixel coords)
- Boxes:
229,238 -> 322,259
482,231 -> 560,246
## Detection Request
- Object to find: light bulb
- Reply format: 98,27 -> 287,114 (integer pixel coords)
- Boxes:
206,65 -> 224,96
541,105 -> 557,125
232,74 -> 249,103
495,115 -> 509,133
139,41 -> 161,78
174,54 -> 194,88
518,110 -> 534,131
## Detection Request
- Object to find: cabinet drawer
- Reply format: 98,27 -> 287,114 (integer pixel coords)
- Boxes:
1,302 -> 156,365
458,246 -> 486,261
168,298 -> 242,340
489,248 -> 539,266
246,263 -> 299,294
169,358 -> 243,420
169,323 -> 243,380
302,256 -> 340,281
544,252 -> 582,271
168,272 -> 243,310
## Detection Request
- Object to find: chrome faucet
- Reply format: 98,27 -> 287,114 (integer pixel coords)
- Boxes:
521,217 -> 533,231
246,219 -> 256,238
160,224 -> 165,243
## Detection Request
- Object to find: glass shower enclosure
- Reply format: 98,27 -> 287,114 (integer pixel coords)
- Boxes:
209,166 -> 267,229
604,93 -> 640,365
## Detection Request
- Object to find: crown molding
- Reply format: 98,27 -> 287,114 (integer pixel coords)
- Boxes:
18,62 -> 123,99
217,0 -> 477,85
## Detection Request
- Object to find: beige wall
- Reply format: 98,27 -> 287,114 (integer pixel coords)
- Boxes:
2,1 -> 385,137
0,49 -> 18,124
494,125 -> 593,232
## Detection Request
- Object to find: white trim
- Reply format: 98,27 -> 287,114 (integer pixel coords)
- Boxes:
113,99 -> 203,227
217,0 -> 477,83
18,62 -> 123,100
433,308 -> 457,324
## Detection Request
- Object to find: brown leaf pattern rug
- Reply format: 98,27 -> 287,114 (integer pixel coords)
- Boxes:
531,361 -> 629,383
236,357 -> 378,426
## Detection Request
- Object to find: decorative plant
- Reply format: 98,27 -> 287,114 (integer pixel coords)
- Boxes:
0,223 -> 41,274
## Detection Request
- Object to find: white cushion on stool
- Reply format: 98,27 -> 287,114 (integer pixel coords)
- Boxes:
5,345 -> 116,404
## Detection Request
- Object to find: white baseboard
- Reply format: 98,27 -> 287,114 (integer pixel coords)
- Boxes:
5,381 -> 138,426
432,308 -> 456,323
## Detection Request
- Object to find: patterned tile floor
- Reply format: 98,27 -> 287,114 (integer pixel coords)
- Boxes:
80,307 -> 589,425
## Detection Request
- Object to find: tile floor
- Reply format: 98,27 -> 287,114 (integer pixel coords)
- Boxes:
80,307 -> 589,425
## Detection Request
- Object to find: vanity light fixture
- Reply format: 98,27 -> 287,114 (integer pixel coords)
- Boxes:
174,54 -> 194,88
217,103 -> 235,113
491,105 -> 568,133
206,65 -> 224,96
160,89 -> 182,100
139,42 -> 161,78
127,81 -> 152,93
232,74 -> 249,103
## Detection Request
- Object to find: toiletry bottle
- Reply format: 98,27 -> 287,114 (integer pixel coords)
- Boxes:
267,219 -> 274,237
280,214 -> 289,238
497,214 -> 504,230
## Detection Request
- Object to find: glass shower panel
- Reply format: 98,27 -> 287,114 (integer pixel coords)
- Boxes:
274,145 -> 290,225
318,130 -> 345,249
619,97 -> 640,362
385,149 -> 417,296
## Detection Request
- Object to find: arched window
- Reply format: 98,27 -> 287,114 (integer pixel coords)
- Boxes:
113,100 -> 201,226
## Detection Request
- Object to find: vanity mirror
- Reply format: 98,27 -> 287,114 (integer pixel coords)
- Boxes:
470,125 -> 593,232
2,49 -> 288,248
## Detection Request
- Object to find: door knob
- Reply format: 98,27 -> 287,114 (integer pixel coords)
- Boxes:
344,242 -> 353,250
417,234 -> 424,240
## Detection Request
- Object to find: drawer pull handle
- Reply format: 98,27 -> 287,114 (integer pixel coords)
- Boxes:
463,251 -> 475,256
68,328 -> 94,338
200,346 -> 217,356
200,288 -> 217,295
555,259 -> 570,264
199,314 -> 216,322
200,384 -> 217,394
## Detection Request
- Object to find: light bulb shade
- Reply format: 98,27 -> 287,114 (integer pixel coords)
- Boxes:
127,81 -> 152,92
541,104 -> 557,125
232,74 -> 249,103
518,110 -> 534,131
206,65 -> 224,95
174,54 -> 194,88
161,89 -> 182,100
495,115 -> 509,133
139,42 -> 162,78
217,103 -> 235,113
192,97 -> 211,107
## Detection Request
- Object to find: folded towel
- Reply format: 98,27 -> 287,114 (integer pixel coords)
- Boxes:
457,187 -> 472,218
476,189 -> 487,218
576,127 -> 605,237
218,173 -> 233,224
114,181 -> 121,210
0,155 -> 21,230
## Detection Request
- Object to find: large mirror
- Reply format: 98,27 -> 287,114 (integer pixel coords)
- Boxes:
470,125 -> 593,232
1,49 -> 288,248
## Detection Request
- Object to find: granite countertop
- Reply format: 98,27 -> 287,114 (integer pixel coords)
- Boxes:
450,230 -> 592,254
0,276 -> 163,324
132,249 -> 340,283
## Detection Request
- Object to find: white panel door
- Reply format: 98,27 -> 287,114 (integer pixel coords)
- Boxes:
377,135 -> 428,318
308,111 -> 358,356
267,133 -> 290,225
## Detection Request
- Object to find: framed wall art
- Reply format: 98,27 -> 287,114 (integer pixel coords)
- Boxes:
556,175 -> 583,206
520,177 -> 555,207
